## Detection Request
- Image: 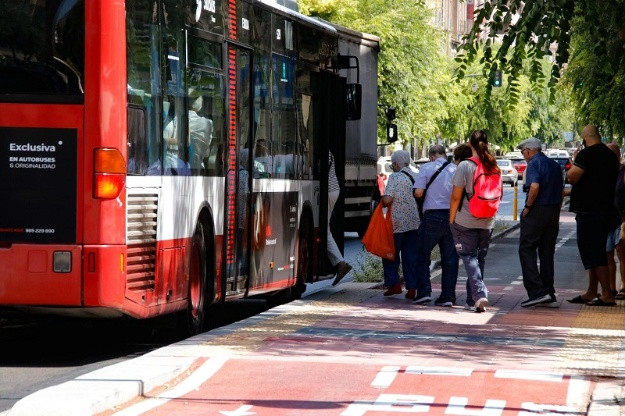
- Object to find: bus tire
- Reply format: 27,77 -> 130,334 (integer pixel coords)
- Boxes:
180,222 -> 208,336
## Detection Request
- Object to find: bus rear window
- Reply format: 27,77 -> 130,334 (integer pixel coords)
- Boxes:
0,0 -> 84,101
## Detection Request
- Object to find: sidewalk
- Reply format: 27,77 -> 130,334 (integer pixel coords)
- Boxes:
8,288 -> 625,415
7,214 -> 625,415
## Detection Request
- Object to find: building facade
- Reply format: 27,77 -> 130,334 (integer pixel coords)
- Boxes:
426,0 -> 484,56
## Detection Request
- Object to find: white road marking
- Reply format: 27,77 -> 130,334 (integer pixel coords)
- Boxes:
494,369 -> 563,382
342,394 -> 435,415
555,230 -> 576,250
405,366 -> 473,376
566,375 -> 591,410
219,404 -> 256,415
371,366 -> 401,388
445,397 -> 506,415
112,357 -> 227,416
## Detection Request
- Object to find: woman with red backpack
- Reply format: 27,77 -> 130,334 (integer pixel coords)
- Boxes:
449,130 -> 503,313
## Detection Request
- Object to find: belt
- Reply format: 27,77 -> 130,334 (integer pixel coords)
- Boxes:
424,209 -> 450,214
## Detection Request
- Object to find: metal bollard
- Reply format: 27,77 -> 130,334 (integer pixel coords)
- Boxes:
513,185 -> 518,221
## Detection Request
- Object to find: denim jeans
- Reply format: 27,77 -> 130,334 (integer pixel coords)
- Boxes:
451,223 -> 492,306
382,229 -> 418,288
416,210 -> 459,299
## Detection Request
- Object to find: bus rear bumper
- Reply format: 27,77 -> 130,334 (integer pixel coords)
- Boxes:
0,244 -> 127,315
0,244 -> 83,306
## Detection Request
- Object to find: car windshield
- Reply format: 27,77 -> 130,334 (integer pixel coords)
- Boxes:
497,160 -> 511,166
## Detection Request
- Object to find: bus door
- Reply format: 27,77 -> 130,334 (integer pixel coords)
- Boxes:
223,44 -> 253,296
314,70 -> 347,277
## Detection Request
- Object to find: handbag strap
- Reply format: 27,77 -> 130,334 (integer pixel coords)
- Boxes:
400,170 -> 415,184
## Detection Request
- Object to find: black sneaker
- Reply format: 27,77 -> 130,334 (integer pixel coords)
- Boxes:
520,294 -> 551,308
434,297 -> 454,307
536,295 -> 559,308
413,294 -> 433,304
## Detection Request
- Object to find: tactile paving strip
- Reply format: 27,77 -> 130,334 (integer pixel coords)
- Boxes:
557,302 -> 625,378
196,284 -> 378,355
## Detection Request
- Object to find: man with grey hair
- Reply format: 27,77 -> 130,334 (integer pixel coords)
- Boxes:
380,150 -> 420,297
412,144 -> 458,305
516,137 -> 563,307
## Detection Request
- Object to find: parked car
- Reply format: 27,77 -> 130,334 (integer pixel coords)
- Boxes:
496,158 -> 519,186
546,154 -> 572,183
509,158 -> 527,180
377,156 -> 419,188
545,149 -> 570,158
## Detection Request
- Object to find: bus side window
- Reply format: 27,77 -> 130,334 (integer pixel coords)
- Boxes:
162,99 -> 190,176
127,104 -> 148,175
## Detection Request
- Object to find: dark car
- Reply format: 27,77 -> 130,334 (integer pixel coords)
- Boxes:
547,156 -> 572,183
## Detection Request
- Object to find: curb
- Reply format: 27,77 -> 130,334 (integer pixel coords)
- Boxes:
6,282 -> 379,416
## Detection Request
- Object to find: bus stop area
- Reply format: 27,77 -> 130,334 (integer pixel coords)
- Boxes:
7,213 -> 625,416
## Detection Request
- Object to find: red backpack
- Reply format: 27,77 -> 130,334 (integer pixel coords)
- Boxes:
463,156 -> 503,218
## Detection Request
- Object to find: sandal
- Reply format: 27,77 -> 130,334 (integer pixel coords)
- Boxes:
586,297 -> 616,307
616,290 -> 625,300
567,295 -> 592,304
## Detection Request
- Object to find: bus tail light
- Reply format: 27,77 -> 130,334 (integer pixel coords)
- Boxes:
94,148 -> 126,199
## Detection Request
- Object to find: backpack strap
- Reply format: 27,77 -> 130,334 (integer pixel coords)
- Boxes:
458,158 -> 478,212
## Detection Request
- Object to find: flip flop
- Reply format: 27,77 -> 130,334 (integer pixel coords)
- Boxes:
586,298 -> 616,307
567,295 -> 591,304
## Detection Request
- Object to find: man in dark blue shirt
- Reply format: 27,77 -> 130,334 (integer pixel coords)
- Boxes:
516,137 -> 564,307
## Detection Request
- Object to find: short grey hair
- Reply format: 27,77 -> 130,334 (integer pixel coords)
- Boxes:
391,150 -> 412,167
428,144 -> 446,158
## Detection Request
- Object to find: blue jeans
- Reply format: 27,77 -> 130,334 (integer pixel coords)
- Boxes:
416,210 -> 459,299
382,229 -> 418,288
450,223 -> 491,306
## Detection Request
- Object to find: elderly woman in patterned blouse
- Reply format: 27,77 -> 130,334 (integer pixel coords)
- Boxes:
380,150 -> 420,299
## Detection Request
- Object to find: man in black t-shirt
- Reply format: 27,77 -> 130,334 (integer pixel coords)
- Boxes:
567,124 -> 620,306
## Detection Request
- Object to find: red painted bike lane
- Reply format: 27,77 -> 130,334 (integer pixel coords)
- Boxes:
114,358 -> 590,416
108,284 -> 595,416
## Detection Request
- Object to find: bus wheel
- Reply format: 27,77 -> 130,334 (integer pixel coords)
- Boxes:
181,223 -> 208,336
294,219 -> 313,299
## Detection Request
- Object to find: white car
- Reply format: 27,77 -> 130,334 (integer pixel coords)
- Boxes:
545,149 -> 569,158
377,156 -> 418,188
496,158 -> 518,186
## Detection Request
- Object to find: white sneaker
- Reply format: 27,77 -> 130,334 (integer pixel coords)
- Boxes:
464,304 -> 476,312
475,298 -> 488,313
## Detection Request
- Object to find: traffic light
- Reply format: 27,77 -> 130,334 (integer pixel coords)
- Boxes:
492,69 -> 502,87
385,107 -> 397,143
387,123 -> 398,143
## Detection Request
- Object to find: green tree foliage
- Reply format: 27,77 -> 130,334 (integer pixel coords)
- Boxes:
299,0 -> 453,145
456,0 -> 625,138
299,0 -> 574,148
444,48 -> 573,149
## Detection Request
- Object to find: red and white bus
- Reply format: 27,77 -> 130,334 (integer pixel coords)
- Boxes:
0,0 -> 378,334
